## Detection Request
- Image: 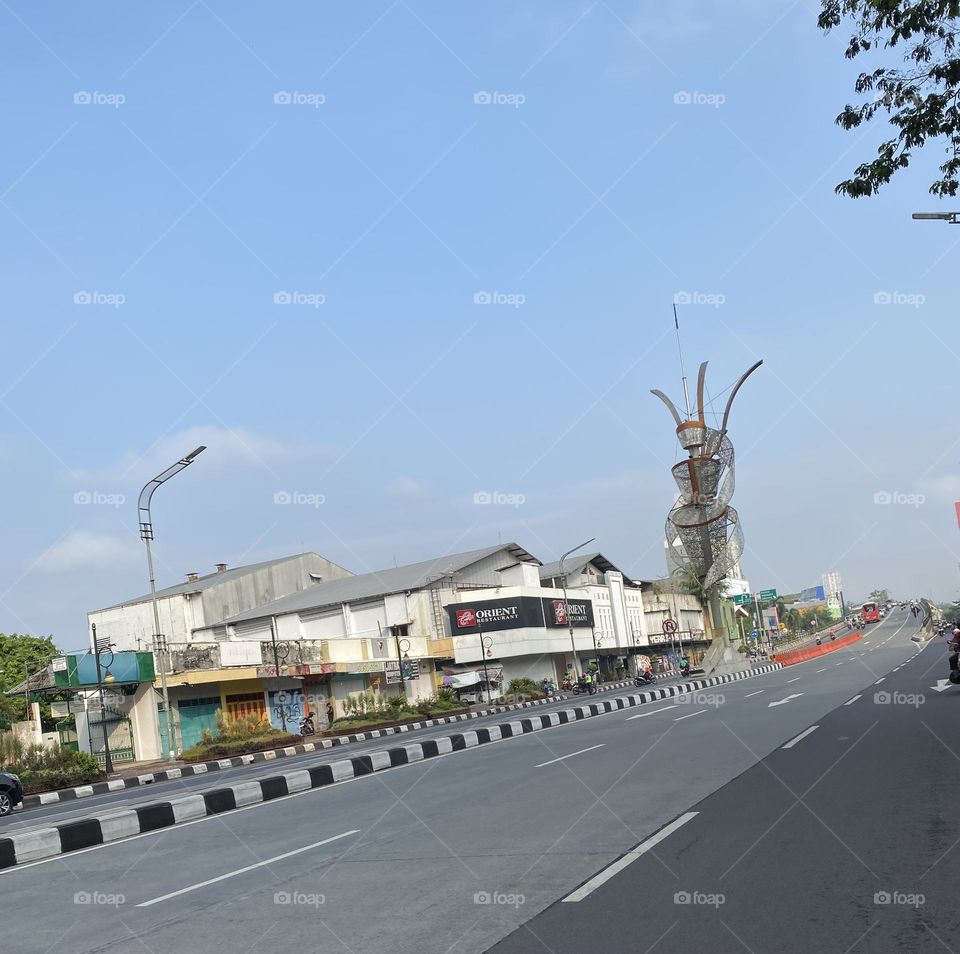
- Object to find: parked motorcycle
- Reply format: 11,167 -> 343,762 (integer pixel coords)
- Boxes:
541,679 -> 556,698
299,712 -> 316,736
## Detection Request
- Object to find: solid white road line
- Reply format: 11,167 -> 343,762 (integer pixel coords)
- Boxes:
844,695 -> 861,706
782,726 -> 819,749
875,678 -> 885,684
562,812 -> 699,903
136,830 -> 359,907
744,690 -> 765,698
535,744 -> 606,768
627,705 -> 680,721
787,677 -> 801,684
674,710 -> 708,722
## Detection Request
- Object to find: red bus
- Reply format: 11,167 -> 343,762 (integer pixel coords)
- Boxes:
861,601 -> 880,623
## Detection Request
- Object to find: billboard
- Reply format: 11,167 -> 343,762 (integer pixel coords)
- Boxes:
446,595 -> 594,634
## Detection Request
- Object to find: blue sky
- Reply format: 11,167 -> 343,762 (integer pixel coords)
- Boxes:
1,1 -> 958,650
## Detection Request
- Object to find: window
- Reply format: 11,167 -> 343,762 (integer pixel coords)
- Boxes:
392,624 -> 410,639
226,692 -> 267,721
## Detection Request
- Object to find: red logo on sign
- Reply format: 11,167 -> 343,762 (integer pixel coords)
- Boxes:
456,608 -> 476,628
553,600 -> 568,625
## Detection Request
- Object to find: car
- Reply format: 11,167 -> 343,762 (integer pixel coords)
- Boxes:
0,771 -> 23,816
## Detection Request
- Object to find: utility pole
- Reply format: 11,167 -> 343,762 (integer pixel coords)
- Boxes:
478,618 -> 492,704
91,623 -> 114,775
559,537 -> 595,676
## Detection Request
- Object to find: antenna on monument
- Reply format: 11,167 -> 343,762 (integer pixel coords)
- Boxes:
673,303 -> 691,420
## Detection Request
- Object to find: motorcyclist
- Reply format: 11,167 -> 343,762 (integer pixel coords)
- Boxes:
949,629 -> 960,683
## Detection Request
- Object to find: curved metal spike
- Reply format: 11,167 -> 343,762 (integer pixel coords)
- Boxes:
650,389 -> 683,426
696,362 -> 708,424
720,359 -> 763,435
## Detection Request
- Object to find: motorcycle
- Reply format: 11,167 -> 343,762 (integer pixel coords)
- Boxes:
299,712 -> 316,736
541,679 -> 556,698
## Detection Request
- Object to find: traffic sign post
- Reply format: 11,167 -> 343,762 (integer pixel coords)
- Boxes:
759,589 -> 777,603
662,618 -> 679,660
732,593 -> 752,605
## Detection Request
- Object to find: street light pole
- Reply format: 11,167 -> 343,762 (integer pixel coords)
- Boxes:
912,211 -> 960,223
269,617 -> 288,733
559,537 -> 595,677
478,618 -> 492,705
91,623 -> 114,775
137,445 -> 206,761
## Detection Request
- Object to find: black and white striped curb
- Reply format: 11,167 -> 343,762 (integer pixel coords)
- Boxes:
0,664 -> 780,870
22,678 -> 655,808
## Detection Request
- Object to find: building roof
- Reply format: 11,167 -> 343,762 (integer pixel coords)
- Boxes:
91,553 -> 342,613
538,553 -> 630,584
220,543 -> 540,625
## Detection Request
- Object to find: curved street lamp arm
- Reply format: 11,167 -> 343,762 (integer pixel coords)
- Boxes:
137,446 -> 206,539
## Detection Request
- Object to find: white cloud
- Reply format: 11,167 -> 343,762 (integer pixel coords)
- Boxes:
386,477 -> 434,502
74,426 -> 334,485
32,530 -> 141,574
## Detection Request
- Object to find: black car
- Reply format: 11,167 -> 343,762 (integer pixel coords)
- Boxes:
0,771 -> 23,816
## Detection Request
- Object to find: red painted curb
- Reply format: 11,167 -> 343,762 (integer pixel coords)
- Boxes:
773,631 -> 862,666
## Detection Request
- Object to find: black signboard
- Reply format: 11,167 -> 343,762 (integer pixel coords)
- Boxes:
446,595 -> 595,634
541,597 -> 594,628
446,596 -> 545,634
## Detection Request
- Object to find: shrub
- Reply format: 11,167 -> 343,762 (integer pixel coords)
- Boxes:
506,678 -> 540,697
0,734 -> 105,793
180,733 -> 302,762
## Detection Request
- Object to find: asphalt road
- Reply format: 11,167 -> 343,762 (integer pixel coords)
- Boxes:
6,673 -> 688,829
0,609 -> 932,954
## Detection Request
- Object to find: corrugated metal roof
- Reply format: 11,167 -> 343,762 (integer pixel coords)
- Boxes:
92,553 -> 338,613
538,553 -> 627,583
221,543 -> 539,624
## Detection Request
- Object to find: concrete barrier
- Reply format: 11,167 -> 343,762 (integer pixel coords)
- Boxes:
773,631 -> 862,666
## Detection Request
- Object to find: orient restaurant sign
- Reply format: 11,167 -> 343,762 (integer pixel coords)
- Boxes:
446,596 -> 594,634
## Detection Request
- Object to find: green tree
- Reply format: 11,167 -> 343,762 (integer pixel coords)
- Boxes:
0,633 -> 61,728
869,588 -> 890,603
818,0 -> 960,196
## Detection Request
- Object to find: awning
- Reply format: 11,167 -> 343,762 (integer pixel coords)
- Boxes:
444,672 -> 481,688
